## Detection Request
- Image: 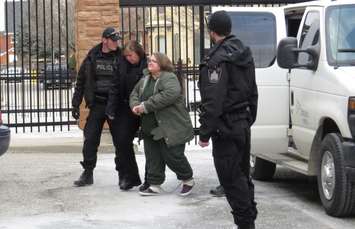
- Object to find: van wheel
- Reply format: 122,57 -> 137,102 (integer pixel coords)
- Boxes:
250,155 -> 276,181
318,133 -> 355,216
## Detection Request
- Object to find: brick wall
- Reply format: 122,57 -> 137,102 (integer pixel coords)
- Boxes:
0,33 -> 14,65
75,0 -> 120,69
75,0 -> 120,129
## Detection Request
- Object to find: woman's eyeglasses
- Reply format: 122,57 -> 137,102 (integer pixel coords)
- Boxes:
148,58 -> 158,64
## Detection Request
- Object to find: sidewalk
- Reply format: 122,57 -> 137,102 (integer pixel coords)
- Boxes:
8,126 -> 206,154
8,126 -> 115,153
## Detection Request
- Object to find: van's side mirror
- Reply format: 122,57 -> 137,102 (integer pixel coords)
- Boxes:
302,45 -> 320,70
277,37 -> 298,69
277,37 -> 320,71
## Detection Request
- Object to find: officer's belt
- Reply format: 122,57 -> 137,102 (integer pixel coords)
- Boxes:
223,106 -> 251,121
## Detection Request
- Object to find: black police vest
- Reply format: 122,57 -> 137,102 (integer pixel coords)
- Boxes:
95,56 -> 116,97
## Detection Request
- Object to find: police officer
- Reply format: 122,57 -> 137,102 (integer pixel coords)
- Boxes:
198,11 -> 258,229
72,27 -> 124,187
106,41 -> 146,190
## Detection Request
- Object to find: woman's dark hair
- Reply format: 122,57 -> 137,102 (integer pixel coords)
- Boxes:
123,40 -> 146,59
152,52 -> 184,93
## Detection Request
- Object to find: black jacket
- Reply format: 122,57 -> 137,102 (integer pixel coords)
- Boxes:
72,43 -> 122,109
106,57 -> 147,117
198,35 -> 258,141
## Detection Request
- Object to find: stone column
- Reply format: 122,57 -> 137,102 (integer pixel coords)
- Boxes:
75,0 -> 120,129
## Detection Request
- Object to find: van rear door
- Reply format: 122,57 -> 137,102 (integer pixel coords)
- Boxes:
212,7 -> 289,156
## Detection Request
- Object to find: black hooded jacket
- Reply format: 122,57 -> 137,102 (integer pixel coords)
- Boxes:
106,57 -> 147,117
198,35 -> 258,141
72,43 -> 122,109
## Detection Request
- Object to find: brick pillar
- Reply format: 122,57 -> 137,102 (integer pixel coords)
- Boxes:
75,0 -> 120,129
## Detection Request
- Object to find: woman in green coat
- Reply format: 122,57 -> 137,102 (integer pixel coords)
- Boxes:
130,52 -> 194,196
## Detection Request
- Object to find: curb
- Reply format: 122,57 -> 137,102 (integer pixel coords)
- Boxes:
8,127 -> 115,153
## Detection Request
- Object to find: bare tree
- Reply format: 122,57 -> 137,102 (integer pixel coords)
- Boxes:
13,0 -> 75,65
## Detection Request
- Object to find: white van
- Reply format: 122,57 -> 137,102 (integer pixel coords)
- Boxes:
214,0 -> 355,217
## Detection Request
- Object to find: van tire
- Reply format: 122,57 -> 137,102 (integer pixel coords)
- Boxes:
250,156 -> 276,181
317,133 -> 355,217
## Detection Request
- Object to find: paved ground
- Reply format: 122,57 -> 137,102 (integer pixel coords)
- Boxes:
1,143 -> 355,229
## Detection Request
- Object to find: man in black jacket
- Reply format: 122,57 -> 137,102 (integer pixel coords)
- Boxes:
198,11 -> 258,229
71,27 -> 123,187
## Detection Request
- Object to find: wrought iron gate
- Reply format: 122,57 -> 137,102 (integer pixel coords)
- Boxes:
0,0 -> 310,132
119,0 -> 309,134
0,0 -> 75,132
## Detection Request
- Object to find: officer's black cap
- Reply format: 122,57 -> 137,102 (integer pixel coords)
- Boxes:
102,27 -> 121,41
207,11 -> 232,36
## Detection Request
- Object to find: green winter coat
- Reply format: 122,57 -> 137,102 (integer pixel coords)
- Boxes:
130,69 -> 194,147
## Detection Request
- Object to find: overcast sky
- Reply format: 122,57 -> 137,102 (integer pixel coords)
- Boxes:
0,0 -> 4,32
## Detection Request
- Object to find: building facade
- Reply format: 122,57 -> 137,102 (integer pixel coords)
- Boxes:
0,32 -> 14,65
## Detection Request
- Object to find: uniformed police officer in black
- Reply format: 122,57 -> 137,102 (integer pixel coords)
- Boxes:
198,11 -> 258,229
72,27 -> 124,187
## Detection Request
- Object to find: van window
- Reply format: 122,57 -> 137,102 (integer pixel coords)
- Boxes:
228,12 -> 276,68
299,11 -> 320,47
298,11 -> 320,65
326,4 -> 355,66
287,18 -> 302,37
285,9 -> 304,38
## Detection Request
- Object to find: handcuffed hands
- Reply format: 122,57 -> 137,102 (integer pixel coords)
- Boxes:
132,104 -> 144,116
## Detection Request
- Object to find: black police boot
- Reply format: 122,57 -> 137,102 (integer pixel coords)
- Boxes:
119,178 -> 142,191
118,173 -> 124,187
237,222 -> 255,229
210,185 -> 225,197
74,170 -> 93,187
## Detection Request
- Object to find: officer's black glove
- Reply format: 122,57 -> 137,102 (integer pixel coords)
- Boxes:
72,107 -> 80,120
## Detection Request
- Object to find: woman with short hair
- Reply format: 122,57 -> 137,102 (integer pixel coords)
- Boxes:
130,52 -> 195,196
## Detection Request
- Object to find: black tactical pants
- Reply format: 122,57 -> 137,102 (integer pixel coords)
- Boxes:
211,124 -> 257,227
112,106 -> 141,184
82,103 -> 140,184
82,102 -> 112,170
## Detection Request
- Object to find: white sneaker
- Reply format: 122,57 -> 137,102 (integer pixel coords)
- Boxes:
139,185 -> 163,196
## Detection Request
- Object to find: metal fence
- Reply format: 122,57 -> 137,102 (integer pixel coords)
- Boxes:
119,0 -> 310,134
0,0 -> 310,132
0,0 -> 75,132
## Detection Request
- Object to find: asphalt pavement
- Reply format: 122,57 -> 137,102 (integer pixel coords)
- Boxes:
0,130 -> 355,229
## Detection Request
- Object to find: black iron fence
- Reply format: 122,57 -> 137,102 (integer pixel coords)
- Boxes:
0,0 -> 75,132
119,0 -> 310,134
0,0 -> 311,132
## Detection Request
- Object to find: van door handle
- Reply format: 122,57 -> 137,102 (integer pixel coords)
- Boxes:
291,91 -> 294,106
